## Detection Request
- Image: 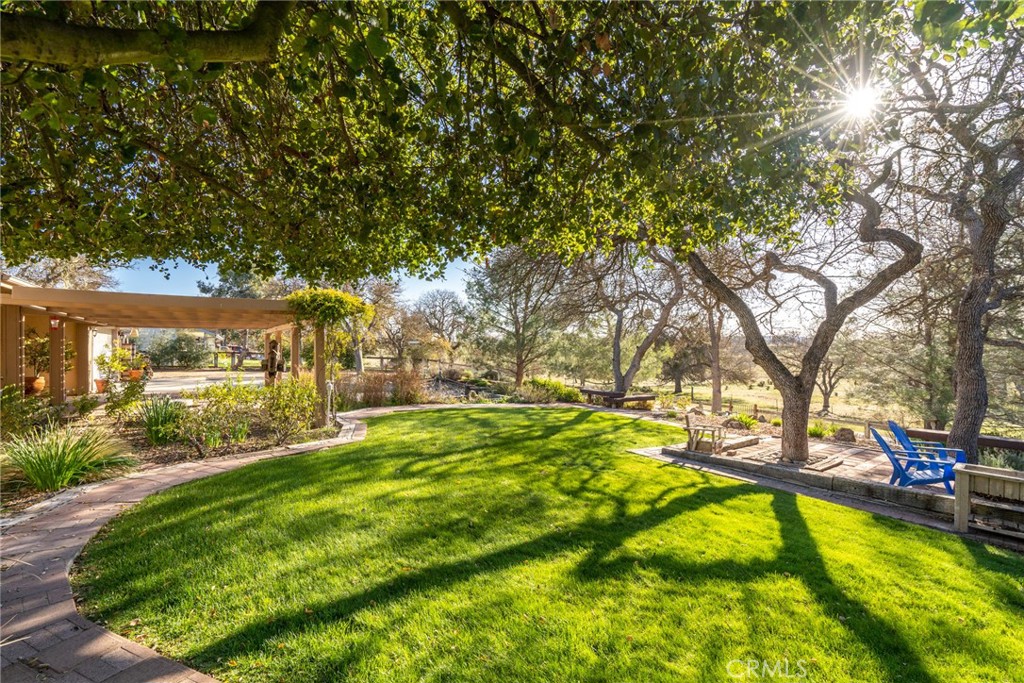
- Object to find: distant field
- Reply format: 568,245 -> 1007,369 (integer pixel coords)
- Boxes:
583,369 -> 1022,438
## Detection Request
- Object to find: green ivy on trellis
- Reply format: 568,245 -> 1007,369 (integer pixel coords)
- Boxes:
286,288 -> 372,328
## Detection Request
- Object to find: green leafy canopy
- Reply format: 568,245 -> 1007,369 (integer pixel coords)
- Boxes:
286,288 -> 372,327
2,2 -> 1017,280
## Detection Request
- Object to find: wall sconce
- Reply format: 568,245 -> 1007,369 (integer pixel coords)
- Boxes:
49,316 -> 61,330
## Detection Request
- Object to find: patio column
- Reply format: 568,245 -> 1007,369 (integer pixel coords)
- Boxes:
264,332 -> 271,386
75,323 -> 92,395
313,324 -> 327,427
275,330 -> 282,381
1,304 -> 25,393
49,318 -> 66,406
290,326 -> 301,378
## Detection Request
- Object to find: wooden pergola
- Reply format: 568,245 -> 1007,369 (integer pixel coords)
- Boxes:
0,279 -> 330,425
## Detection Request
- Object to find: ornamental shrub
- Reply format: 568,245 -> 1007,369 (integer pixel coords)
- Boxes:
104,377 -> 147,423
358,372 -> 389,407
260,377 -> 318,444
391,368 -> 425,405
178,379 -> 259,457
519,378 -> 584,404
0,385 -> 55,440
2,425 -> 133,492
733,413 -> 759,430
807,420 -> 838,438
136,397 -> 186,445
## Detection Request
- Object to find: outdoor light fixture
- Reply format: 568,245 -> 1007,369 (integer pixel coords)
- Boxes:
129,328 -> 140,339
844,84 -> 880,119
49,316 -> 61,330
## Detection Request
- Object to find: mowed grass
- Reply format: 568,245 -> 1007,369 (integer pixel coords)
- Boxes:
72,408 -> 1024,683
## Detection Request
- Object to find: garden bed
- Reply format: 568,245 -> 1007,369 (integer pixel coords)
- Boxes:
1,375 -> 329,516
0,411 -> 340,516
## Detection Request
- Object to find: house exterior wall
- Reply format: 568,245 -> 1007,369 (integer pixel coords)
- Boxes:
92,328 -> 114,384
1,304 -> 25,390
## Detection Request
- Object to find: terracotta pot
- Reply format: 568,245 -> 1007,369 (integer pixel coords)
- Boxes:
25,376 -> 46,395
94,379 -> 108,393
127,369 -> 143,381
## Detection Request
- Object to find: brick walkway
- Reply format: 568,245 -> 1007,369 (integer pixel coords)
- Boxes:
1,422 -> 365,683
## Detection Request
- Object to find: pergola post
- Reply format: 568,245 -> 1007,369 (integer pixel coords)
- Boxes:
75,324 -> 92,394
290,326 -> 301,378
275,330 -> 283,381
313,324 -> 327,427
1,304 -> 25,393
49,318 -> 66,406
263,332 -> 272,386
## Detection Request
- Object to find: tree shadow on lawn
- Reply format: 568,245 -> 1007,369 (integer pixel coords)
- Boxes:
182,479 -> 957,683
108,408 -> 644,542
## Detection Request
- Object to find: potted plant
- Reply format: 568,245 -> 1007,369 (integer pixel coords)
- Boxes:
95,348 -> 130,392
125,354 -> 146,381
23,330 -> 74,395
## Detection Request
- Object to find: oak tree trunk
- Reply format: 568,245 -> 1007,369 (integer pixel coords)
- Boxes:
353,345 -> 364,374
780,385 -> 813,462
820,389 -> 832,414
709,311 -> 723,413
611,312 -> 626,393
948,274 -> 992,463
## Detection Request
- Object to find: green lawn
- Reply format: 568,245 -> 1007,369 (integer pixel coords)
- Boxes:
72,408 -> 1024,683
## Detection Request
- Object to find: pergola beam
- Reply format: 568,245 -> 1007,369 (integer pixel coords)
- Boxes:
0,284 -> 294,330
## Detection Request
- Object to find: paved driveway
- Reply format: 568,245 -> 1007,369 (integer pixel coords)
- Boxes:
144,369 -> 263,395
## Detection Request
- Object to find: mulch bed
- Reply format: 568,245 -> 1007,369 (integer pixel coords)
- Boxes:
1,411 -> 338,516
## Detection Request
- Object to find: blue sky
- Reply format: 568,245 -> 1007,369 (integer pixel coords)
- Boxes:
110,258 -> 471,302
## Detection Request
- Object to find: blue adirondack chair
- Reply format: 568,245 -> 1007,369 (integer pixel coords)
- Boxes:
870,428 -> 963,494
887,421 -> 967,472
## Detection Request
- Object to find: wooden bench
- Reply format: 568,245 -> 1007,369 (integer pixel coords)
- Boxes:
953,463 -> 1024,538
580,388 -> 624,405
605,393 -> 657,408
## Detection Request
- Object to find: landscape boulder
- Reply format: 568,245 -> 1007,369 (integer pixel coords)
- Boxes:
724,418 -> 750,430
833,427 -> 857,443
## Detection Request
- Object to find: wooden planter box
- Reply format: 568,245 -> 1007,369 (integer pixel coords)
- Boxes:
953,463 -> 1024,538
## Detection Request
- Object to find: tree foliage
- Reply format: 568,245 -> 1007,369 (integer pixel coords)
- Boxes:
466,247 -> 567,387
2,1 -> 889,280
145,331 -> 210,369
286,288 -> 372,328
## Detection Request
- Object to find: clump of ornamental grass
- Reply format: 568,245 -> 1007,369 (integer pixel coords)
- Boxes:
2,425 -> 134,492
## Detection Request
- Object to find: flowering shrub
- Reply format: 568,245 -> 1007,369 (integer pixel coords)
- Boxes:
260,377 -> 318,444
177,380 -> 259,457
